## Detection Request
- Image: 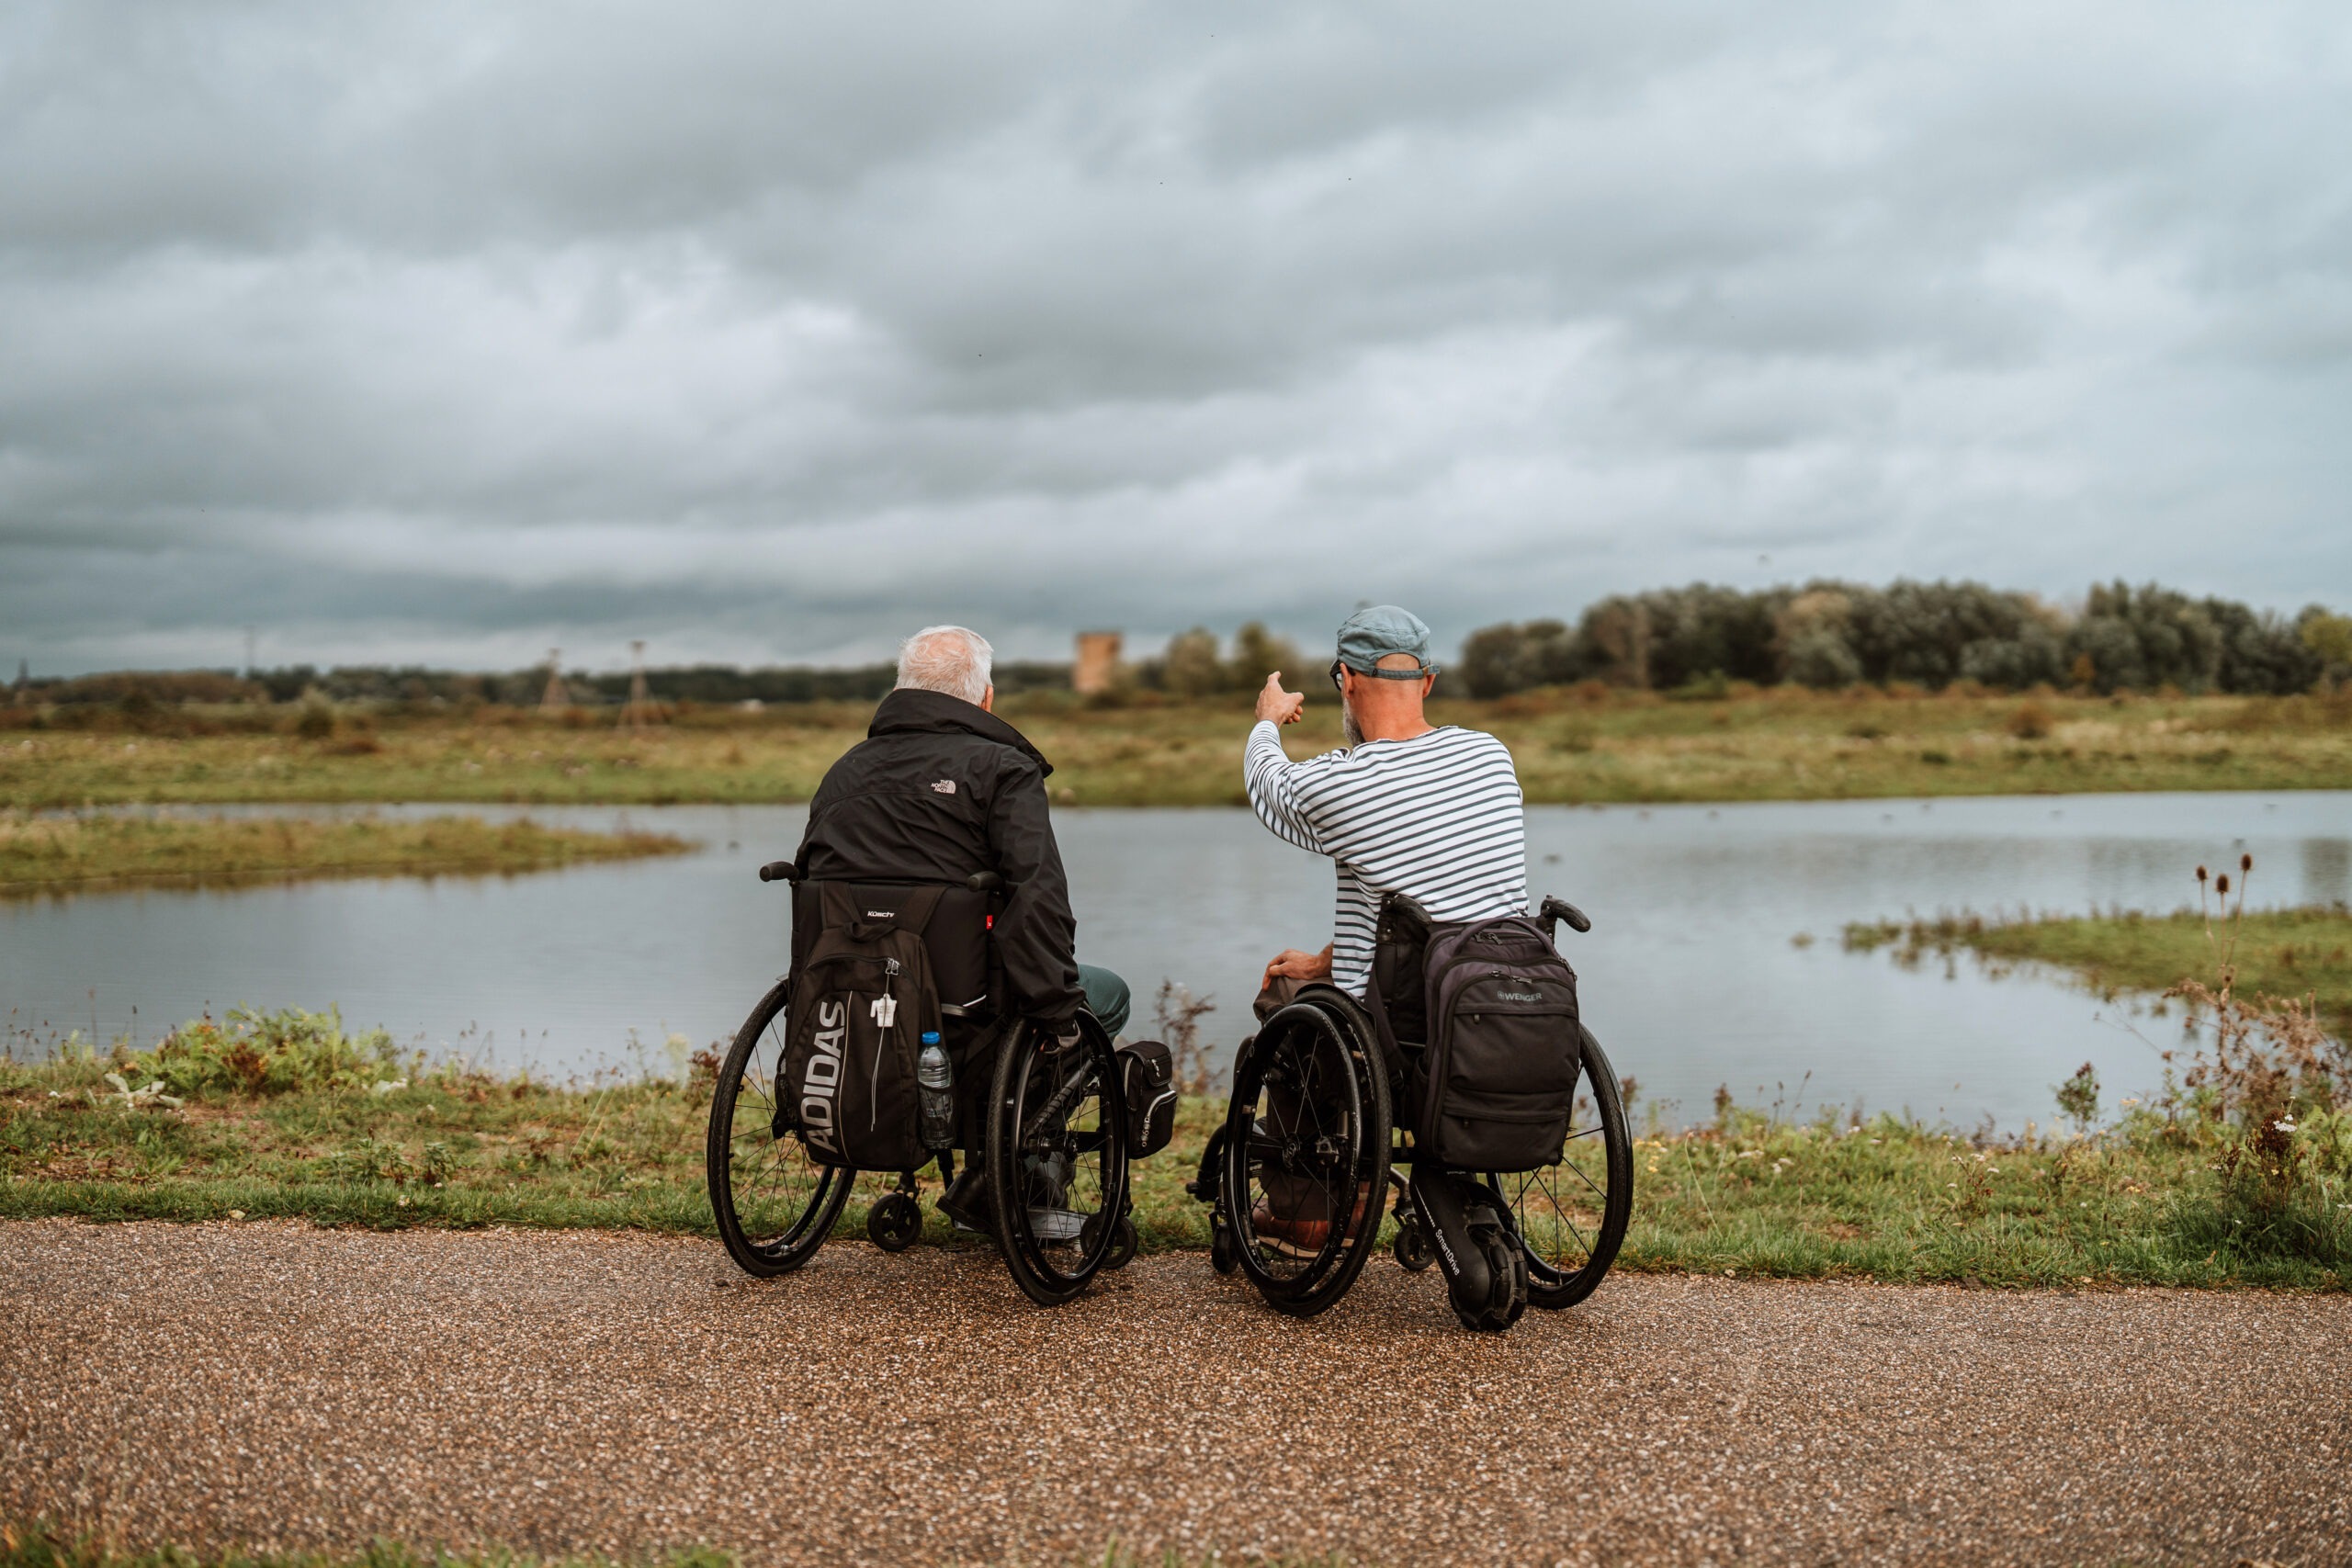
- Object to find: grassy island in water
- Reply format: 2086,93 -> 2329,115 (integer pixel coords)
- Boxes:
0,812 -> 687,896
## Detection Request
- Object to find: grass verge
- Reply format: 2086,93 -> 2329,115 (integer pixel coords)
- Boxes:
6,1006 -> 2346,1289
0,813 -> 687,897
6,687 -> 2349,808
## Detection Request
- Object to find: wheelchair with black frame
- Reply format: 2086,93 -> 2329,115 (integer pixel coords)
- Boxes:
705,860 -> 1140,1306
1191,892 -> 1633,1331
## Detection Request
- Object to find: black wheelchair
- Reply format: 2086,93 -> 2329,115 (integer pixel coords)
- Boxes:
1193,894 -> 1633,1331
704,861 -> 1135,1306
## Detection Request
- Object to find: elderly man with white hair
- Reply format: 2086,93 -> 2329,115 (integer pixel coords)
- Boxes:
789,625 -> 1128,1230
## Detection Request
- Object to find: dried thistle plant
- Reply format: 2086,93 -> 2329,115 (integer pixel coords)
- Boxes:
1152,979 -> 1220,1095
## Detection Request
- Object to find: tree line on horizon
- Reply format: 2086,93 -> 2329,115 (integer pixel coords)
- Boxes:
1456,580 -> 2350,698
14,579 -> 2351,710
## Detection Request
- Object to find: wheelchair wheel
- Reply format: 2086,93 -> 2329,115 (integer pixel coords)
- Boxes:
1223,998 -> 1391,1318
987,1017 -> 1130,1307
867,1190 -> 922,1252
1492,1024 -> 1633,1310
1392,1209 -> 1436,1273
707,976 -> 854,1277
1081,1211 -> 1139,1271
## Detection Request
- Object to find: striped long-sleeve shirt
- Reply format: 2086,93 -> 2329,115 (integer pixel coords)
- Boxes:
1244,719 -> 1528,996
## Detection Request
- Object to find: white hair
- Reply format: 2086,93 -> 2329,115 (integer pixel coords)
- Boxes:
896,625 -> 994,705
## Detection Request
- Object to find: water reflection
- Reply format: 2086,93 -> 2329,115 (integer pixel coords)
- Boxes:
2,792 -> 2343,1131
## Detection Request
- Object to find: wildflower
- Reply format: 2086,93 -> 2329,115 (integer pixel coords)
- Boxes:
227,1209 -> 245,1221
2275,1117 -> 2297,1134
370,1078 -> 409,1096
1738,1150 -> 1762,1159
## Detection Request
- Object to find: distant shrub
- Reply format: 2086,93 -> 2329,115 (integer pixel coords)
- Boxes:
2007,701 -> 2054,739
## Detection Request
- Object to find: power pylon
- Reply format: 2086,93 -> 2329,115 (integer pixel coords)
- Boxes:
620,639 -> 655,730
539,649 -> 569,709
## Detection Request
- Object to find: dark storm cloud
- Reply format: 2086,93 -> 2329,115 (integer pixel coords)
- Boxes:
2,1 -> 2347,674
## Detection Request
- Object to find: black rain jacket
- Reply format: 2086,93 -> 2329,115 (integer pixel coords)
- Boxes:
792,687 -> 1085,1024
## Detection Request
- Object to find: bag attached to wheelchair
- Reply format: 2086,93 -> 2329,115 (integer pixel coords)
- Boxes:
1115,1040 -> 1177,1159
1409,909 -> 1583,1173
779,883 -> 945,1170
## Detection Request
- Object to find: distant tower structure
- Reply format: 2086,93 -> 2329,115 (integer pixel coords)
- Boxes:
12,660 -> 27,701
620,639 -> 656,730
539,648 -> 570,709
1073,630 -> 1124,695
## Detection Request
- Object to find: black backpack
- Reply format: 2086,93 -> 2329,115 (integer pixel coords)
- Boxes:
1419,914 -> 1582,1170
778,884 -> 945,1170
1370,897 -> 1581,1173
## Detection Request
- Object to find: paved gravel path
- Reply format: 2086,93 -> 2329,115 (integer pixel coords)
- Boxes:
4,1220 -> 2347,1567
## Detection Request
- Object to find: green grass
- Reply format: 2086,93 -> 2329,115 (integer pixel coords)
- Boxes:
1844,905 -> 2352,1037
8,1007 -> 2346,1289
6,686 -> 2349,809
0,812 -> 686,896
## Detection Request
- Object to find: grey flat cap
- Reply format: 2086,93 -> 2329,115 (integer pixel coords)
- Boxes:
1336,604 -> 1438,678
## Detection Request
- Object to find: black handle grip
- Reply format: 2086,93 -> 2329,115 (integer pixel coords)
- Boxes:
1540,896 -> 1591,934
758,861 -> 802,885
966,870 -> 1020,896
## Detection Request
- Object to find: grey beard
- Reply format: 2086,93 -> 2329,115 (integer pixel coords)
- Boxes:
1340,697 -> 1363,749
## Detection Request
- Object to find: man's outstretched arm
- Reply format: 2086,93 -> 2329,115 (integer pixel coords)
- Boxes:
1243,671 -> 1329,854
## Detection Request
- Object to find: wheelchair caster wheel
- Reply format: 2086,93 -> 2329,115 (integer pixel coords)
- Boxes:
1083,1213 -> 1139,1270
1210,1217 -> 1240,1275
1393,1218 -> 1435,1273
867,1192 -> 922,1252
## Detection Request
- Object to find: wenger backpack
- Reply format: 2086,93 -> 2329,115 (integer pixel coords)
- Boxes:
1414,913 -> 1583,1172
779,884 -> 944,1170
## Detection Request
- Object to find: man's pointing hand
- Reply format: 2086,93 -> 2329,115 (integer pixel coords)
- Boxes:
1256,671 -> 1306,726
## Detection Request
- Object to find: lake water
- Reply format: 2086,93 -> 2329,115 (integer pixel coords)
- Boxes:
5,793 -> 2346,1129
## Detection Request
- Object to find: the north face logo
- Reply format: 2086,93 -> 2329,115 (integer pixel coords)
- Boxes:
931,779 -> 956,795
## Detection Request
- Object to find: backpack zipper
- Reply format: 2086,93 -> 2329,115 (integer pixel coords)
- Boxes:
870,957 -> 903,1131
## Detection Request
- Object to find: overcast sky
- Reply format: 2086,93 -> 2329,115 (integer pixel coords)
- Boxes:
3,2 -> 2347,676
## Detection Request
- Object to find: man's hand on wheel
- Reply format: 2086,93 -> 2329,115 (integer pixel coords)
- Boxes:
1263,946 -> 1333,984
1256,671 -> 1306,726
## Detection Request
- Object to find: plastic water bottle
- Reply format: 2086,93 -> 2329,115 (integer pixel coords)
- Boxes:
917,1032 -> 954,1150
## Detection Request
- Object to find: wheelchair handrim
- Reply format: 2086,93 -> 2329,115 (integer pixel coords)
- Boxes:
1226,1001 -> 1384,1300
707,979 -> 855,1273
997,1022 -> 1126,1291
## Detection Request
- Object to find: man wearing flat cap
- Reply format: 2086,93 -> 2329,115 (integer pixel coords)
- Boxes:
1241,605 -> 1529,1252
1247,604 -> 1529,1010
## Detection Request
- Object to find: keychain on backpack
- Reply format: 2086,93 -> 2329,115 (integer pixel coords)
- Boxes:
870,995 -> 898,1029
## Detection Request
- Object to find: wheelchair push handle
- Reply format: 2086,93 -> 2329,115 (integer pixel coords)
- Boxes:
1539,895 -> 1592,935
755,862 -> 1016,897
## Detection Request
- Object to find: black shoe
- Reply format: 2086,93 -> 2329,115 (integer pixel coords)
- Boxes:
938,1168 -> 993,1234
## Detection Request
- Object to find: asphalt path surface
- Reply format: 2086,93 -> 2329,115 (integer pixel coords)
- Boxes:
4,1220 -> 2346,1566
